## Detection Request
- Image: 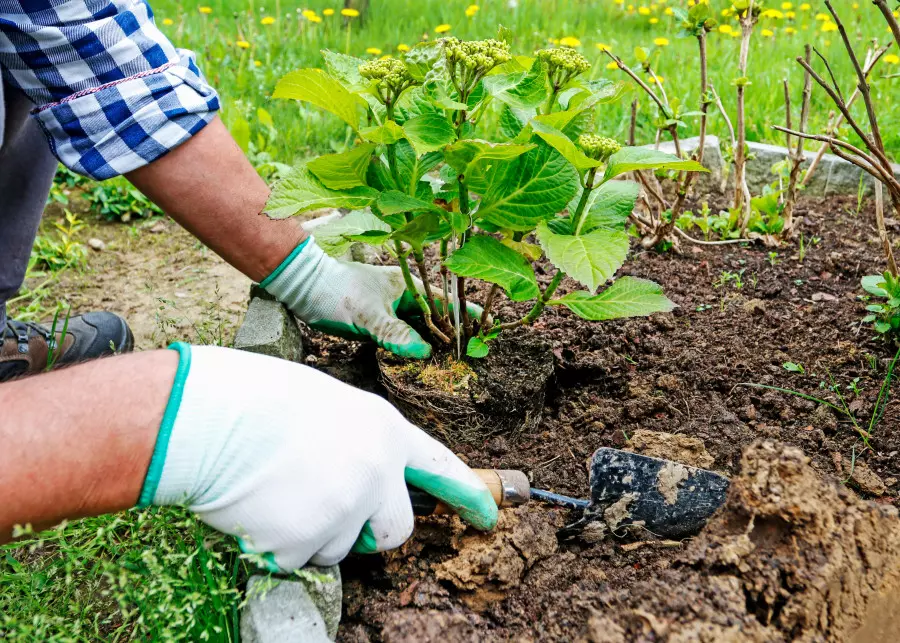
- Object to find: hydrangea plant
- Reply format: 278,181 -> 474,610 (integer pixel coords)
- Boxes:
266,39 -> 705,357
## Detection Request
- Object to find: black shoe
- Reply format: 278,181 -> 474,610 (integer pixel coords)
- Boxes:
0,312 -> 134,382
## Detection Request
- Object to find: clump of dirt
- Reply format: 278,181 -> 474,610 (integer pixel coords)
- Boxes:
625,429 -> 716,469
377,334 -> 555,444
583,441 -> 900,642
434,505 -> 562,610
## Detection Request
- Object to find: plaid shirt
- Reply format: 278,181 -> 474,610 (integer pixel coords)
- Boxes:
0,0 -> 219,179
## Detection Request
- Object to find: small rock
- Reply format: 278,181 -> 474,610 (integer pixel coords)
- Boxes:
849,460 -> 886,497
811,292 -> 837,302
234,296 -> 303,363
741,404 -> 758,421
742,299 -> 767,315
148,220 -> 167,234
87,238 -> 105,252
625,429 -> 715,469
886,478 -> 898,488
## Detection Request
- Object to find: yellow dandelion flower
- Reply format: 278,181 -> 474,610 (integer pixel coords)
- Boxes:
653,37 -> 669,46
785,26 -> 797,34
648,75 -> 664,83
606,61 -> 619,70
465,4 -> 479,17
718,24 -> 734,34
820,21 -> 837,32
649,17 -> 659,23
884,54 -> 900,64
761,28 -> 774,37
560,36 -> 582,47
323,8 -> 335,15
341,8 -> 360,17
366,47 -> 382,55
397,43 -> 410,52
814,12 -> 829,20
638,6 -> 650,15
851,2 -> 859,7
308,14 -> 322,22
615,0 -> 624,4
435,23 -> 451,33
687,0 -> 695,6
721,7 -> 732,16
261,16 -> 275,25
302,9 -> 316,18
761,9 -> 783,19
236,40 -> 250,49
785,11 -> 795,18
198,6 -> 212,14
254,60 -> 262,67
162,17 -> 174,26
781,1 -> 793,8
799,3 -> 811,9
596,42 -> 612,51
665,7 -> 673,14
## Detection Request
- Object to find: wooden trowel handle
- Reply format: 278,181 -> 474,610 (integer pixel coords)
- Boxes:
408,469 -> 530,516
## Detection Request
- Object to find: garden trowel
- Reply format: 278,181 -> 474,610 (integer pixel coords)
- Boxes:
409,447 -> 730,539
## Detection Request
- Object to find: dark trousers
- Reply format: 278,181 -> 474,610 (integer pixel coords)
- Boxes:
0,82 -> 59,327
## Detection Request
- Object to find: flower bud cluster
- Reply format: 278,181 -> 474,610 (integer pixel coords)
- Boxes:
443,38 -> 512,95
359,58 -> 418,105
577,134 -> 621,162
537,47 -> 591,90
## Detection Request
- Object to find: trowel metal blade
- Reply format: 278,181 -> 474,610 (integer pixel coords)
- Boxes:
588,447 -> 730,539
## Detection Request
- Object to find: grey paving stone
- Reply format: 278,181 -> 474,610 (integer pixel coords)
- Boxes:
233,296 -> 303,363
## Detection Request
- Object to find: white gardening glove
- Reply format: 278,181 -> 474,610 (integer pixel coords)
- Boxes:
261,237 -> 481,359
138,344 -> 498,572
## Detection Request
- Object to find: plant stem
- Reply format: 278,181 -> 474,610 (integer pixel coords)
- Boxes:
572,168 -> 598,236
413,249 -> 445,326
734,0 -> 755,228
439,238 -> 450,317
499,271 -> 565,331
394,241 -> 451,344
479,284 -> 500,331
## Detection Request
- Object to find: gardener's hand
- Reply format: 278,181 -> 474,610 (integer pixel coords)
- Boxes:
140,344 -> 498,572
261,237 -> 481,359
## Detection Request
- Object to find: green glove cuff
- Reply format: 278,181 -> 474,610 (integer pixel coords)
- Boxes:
259,236 -> 311,289
137,342 -> 193,508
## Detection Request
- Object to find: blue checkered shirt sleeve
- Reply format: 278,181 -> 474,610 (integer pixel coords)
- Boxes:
0,1 -> 220,179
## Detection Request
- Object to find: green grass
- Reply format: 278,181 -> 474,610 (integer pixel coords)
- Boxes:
1,509 -> 248,642
145,0 -> 898,166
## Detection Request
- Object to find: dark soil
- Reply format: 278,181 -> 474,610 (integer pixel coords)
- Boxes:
299,195 -> 900,642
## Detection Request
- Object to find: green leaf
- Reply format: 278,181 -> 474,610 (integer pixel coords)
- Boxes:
531,119 -> 602,171
498,105 -> 530,140
563,79 -> 629,112
443,139 -> 536,177
231,116 -> 250,153
376,190 -> 442,216
392,212 -> 442,249
273,69 -> 364,130
307,143 -> 376,190
443,235 -> 540,302
395,140 -> 442,195
603,147 -> 707,181
404,42 -> 443,82
321,50 -> 367,89
359,120 -> 406,145
536,221 -> 629,293
265,166 -> 378,219
474,144 -> 580,232
549,277 -> 675,320
862,274 -> 889,298
256,107 -> 275,130
346,230 -> 393,245
422,79 -> 469,110
482,58 -> 549,110
572,180 -> 641,234
313,210 -> 391,256
467,336 -> 490,358
396,86 -> 444,124
401,114 -> 456,155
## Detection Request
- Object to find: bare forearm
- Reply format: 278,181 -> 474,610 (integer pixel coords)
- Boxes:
126,117 -> 305,282
0,351 -> 177,541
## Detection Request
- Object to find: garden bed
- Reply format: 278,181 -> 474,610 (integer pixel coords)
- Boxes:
300,194 -> 900,641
